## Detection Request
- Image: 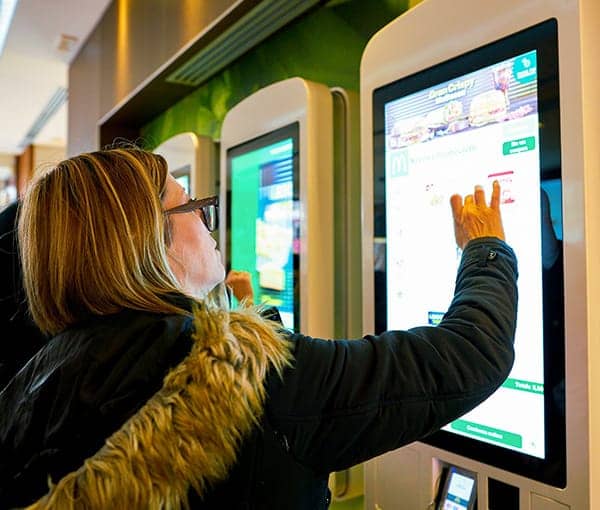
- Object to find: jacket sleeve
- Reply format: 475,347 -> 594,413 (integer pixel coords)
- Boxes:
264,237 -> 518,475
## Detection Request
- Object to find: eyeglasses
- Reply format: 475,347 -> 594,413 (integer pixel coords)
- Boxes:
164,195 -> 219,232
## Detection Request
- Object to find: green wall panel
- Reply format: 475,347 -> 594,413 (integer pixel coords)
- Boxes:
331,496 -> 364,510
141,1 -> 413,147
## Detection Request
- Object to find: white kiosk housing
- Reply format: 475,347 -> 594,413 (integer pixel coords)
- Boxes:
360,0 -> 599,508
154,132 -> 218,198
219,77 -> 334,338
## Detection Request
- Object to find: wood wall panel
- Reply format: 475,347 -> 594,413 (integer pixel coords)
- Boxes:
16,145 -> 34,198
68,0 -> 236,154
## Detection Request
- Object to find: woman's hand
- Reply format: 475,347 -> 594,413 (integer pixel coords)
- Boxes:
450,180 -> 505,250
225,270 -> 254,305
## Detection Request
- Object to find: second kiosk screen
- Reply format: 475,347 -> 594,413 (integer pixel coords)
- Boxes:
228,123 -> 300,331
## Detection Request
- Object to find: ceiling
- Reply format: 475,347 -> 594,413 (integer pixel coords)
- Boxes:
0,0 -> 112,155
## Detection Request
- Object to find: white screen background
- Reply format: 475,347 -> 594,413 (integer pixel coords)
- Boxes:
383,51 -> 545,458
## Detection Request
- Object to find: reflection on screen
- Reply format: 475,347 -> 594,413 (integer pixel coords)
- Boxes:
172,165 -> 191,196
175,174 -> 190,195
383,51 -> 546,458
230,136 -> 298,330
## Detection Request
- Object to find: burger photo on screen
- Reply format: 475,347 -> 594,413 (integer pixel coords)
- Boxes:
468,90 -> 508,127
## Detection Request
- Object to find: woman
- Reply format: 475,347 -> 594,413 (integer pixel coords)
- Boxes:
0,148 -> 516,509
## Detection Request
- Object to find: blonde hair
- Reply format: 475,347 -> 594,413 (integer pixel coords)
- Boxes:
19,148 -> 192,335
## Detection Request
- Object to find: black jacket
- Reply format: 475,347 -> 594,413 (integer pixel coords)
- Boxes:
0,202 -> 47,387
0,238 -> 518,509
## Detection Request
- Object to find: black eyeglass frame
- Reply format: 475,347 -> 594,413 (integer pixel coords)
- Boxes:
164,195 -> 219,232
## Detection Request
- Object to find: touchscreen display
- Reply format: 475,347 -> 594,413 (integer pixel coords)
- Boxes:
373,21 -> 564,486
382,49 -> 546,459
228,124 -> 299,330
438,468 -> 476,510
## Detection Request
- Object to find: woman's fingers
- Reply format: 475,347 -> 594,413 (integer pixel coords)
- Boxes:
449,182 -> 505,249
474,185 -> 485,206
450,194 -> 463,219
490,180 -> 501,210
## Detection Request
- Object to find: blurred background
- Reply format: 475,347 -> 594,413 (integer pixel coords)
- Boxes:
0,0 -> 112,209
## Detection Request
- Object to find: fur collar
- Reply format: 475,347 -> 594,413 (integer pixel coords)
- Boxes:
26,306 -> 293,509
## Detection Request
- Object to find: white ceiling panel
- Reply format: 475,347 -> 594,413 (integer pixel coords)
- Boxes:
0,0 -> 112,155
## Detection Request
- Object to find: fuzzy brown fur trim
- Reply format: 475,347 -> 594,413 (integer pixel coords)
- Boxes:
25,306 -> 293,509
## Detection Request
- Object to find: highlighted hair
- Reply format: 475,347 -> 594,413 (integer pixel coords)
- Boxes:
19,148 -> 188,335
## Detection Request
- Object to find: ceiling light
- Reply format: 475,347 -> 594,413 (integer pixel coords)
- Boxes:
18,86 -> 67,149
0,0 -> 18,56
56,33 -> 79,54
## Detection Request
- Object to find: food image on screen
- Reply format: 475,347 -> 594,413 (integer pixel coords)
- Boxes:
468,89 -> 508,127
382,50 -> 546,458
229,126 -> 299,330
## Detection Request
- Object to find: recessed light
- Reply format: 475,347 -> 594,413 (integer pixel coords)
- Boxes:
0,0 -> 19,56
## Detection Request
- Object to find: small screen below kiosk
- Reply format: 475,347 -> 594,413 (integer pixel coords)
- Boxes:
437,467 -> 477,510
227,123 -> 300,331
372,19 -> 565,486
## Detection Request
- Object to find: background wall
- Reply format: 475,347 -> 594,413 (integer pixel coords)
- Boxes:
68,0 -> 237,154
68,0 -> 421,154
33,144 -> 66,172
0,154 -> 16,211
140,0 -> 416,147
